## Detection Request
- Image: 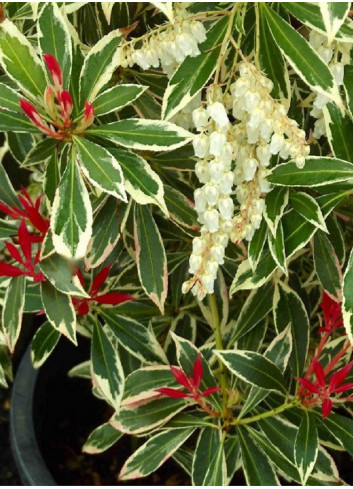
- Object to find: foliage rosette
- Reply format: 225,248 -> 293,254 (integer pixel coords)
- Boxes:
0,1 -> 353,486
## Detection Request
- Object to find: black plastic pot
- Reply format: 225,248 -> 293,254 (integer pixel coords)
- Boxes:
10,346 -> 56,486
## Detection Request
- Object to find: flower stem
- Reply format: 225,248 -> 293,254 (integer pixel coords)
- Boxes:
208,293 -> 228,412
254,2 -> 260,69
231,398 -> 300,426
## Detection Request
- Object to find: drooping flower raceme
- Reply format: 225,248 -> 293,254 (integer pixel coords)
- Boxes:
183,62 -> 309,300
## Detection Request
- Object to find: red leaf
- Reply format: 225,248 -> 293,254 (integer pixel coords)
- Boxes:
0,262 -> 24,277
329,360 -> 353,391
295,377 -> 320,394
43,53 -> 62,86
75,269 -> 85,288
0,201 -> 23,219
155,388 -> 189,399
170,366 -> 192,390
313,359 -> 326,387
193,354 -> 203,391
5,242 -> 25,266
200,386 -> 221,397
322,398 -> 333,419
331,382 -> 353,393
90,265 -> 112,294
77,300 -> 90,316
94,292 -> 134,305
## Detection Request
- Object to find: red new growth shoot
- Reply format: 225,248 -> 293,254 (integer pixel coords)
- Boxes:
318,292 -> 343,334
43,53 -> 63,87
73,265 -> 134,315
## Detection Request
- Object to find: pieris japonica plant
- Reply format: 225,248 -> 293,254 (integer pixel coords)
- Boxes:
2,1 -> 353,486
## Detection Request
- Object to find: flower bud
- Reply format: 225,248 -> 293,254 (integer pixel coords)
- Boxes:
43,53 -> 63,87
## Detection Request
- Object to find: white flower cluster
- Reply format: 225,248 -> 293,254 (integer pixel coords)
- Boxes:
183,63 -> 309,300
120,8 -> 206,78
309,31 -> 352,139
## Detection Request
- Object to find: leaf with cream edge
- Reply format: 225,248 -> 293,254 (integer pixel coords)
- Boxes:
134,204 -> 168,314
268,222 -> 287,275
0,110 -> 41,133
268,156 -> 353,187
261,4 -> 341,106
216,350 -> 287,394
248,219 -> 268,270
40,280 -> 77,344
50,149 -> 93,260
273,280 -> 309,377
92,84 -> 147,117
294,411 -> 319,485
202,440 -> 227,486
322,102 -> 353,163
0,144 -> 19,207
263,187 -> 288,237
31,320 -> 60,368
290,192 -> 328,232
83,422 -> 122,454
313,229 -> 342,301
91,320 -> 125,411
162,16 -> 229,120
37,2 -> 72,89
100,310 -> 168,365
0,83 -> 21,113
108,148 -> 168,214
343,248 -> 353,346
319,2 -> 350,44
79,29 -> 122,104
119,428 -> 195,481
73,137 -> 127,201
1,275 -> 25,352
164,185 -> 198,230
86,119 -> 192,152
0,19 -> 47,99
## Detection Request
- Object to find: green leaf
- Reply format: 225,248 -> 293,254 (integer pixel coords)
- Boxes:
93,84 -> 147,117
192,428 -> 222,485
258,7 -> 289,100
1,275 -> 25,352
344,65 -> 353,118
40,252 -> 88,297
248,219 -> 268,270
50,149 -> 93,259
119,428 -> 195,480
164,185 -> 198,229
31,320 -> 60,368
0,218 -> 17,240
83,422 -> 122,454
228,281 -> 273,345
7,132 -> 34,165
0,82 -> 20,112
100,310 -> 168,365
313,229 -> 342,300
238,426 -> 279,485
323,102 -> 353,163
38,3 -> 72,89
87,119 -> 192,151
0,109 -> 40,133
216,350 -> 287,394
40,280 -> 77,344
262,4 -> 341,105
320,411 -> 353,456
22,138 -> 58,168
0,19 -> 47,99
0,152 -> 19,207
290,191 -> 328,231
79,29 -> 122,104
134,204 -> 167,314
319,2 -> 350,43
268,222 -> 287,275
294,411 -> 318,485
85,196 -> 121,269
73,136 -> 127,201
202,440 -> 227,486
44,148 -> 60,205
162,16 -> 228,120
111,397 -> 186,435
343,248 -> 353,346
91,320 -> 124,410
268,156 -> 353,187
263,187 -> 288,237
273,281 -> 309,377
108,148 -> 167,213
122,366 -> 178,405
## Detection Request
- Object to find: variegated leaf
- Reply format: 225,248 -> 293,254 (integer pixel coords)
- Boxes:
1,275 -> 26,352
313,229 -> 342,301
294,411 -> 318,485
264,187 -> 288,237
31,320 -> 60,368
0,82 -> 21,112
319,2 -> 350,44
92,84 -> 147,117
83,422 -> 122,454
192,427 -> 222,486
290,191 -> 328,232
268,222 -> 287,275
343,248 -> 353,346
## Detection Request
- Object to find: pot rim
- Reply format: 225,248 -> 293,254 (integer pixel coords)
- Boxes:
10,345 -> 57,486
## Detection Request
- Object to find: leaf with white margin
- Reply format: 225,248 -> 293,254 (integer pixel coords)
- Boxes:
0,83 -> 21,113
40,280 -> 77,344
92,84 -> 147,117
79,29 -> 122,104
319,2 -> 350,44
73,136 -> 127,201
290,191 -> 328,232
262,4 -> 342,107
91,320 -> 125,410
86,119 -> 192,152
192,427 -> 223,486
108,148 -> 168,214
151,2 -> 174,23
343,247 -> 353,346
119,428 -> 195,480
38,2 -> 72,89
83,422 -> 122,454
31,320 -> 60,368
263,187 -> 288,237
0,19 -> 47,99
294,411 -> 318,485
2,275 -> 26,352
50,149 -> 92,259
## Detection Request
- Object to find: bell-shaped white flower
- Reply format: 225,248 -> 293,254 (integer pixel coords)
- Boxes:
192,107 -> 209,130
193,134 -> 209,158
204,208 -> 220,232
211,244 -> 225,264
218,197 -> 234,220
189,253 -> 203,273
219,171 -> 234,194
209,131 -> 227,156
243,158 -> 258,181
207,102 -> 229,128
204,183 -> 220,206
201,273 -> 215,294
194,187 -> 207,212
